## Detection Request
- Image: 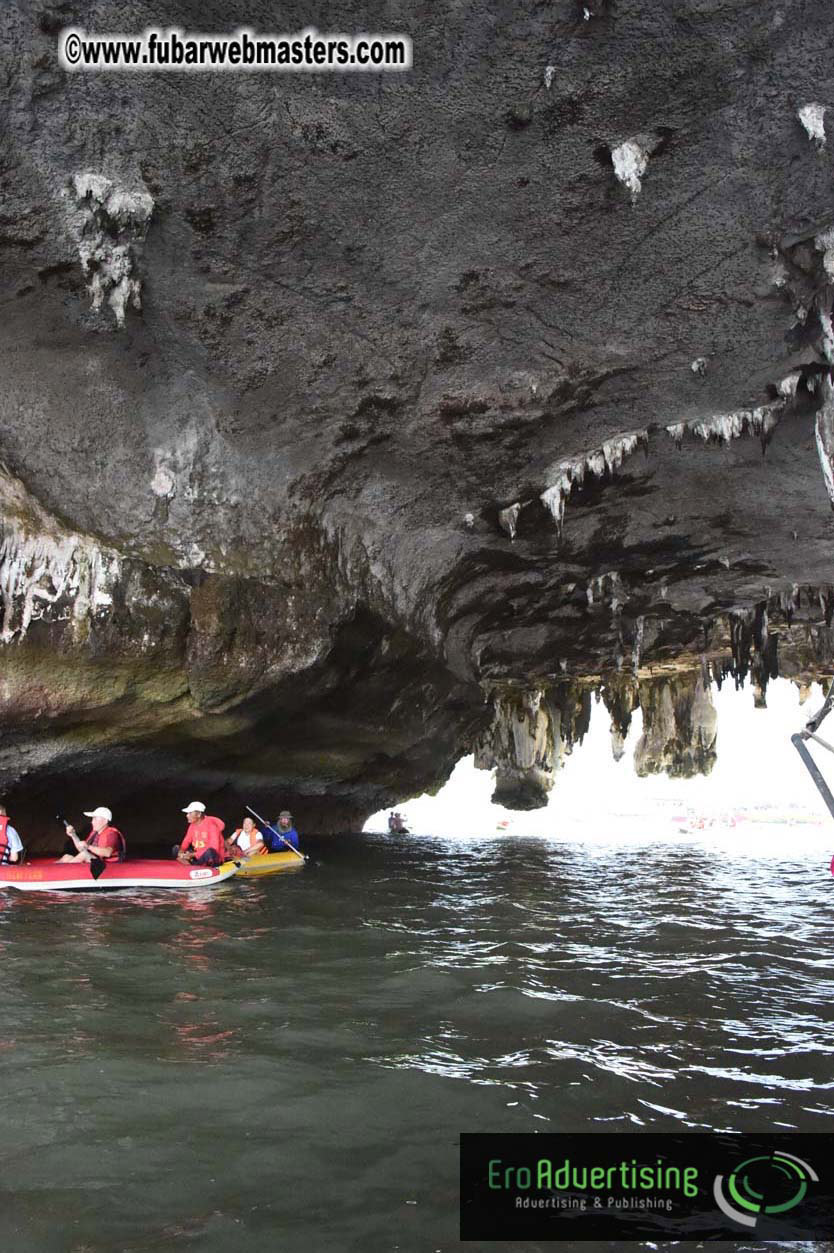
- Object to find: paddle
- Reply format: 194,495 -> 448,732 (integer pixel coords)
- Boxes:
245,805 -> 305,861
56,814 -> 106,880
56,813 -> 78,858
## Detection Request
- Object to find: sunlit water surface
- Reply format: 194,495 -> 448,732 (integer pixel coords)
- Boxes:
1,830 -> 832,1252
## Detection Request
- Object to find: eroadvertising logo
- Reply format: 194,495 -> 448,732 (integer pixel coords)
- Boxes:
460,1133 -> 833,1241
713,1149 -> 819,1229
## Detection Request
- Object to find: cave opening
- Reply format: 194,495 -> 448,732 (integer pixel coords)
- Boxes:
365,678 -> 831,844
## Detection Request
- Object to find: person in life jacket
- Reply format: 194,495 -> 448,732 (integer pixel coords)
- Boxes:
177,802 -> 226,867
264,810 -> 299,853
58,806 -> 126,863
226,816 -> 266,859
0,804 -> 24,864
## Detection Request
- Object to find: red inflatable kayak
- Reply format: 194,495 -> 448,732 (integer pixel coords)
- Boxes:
0,858 -> 239,892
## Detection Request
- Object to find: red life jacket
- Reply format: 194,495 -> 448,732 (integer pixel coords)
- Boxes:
183,816 -> 225,857
85,825 -> 126,861
0,816 -> 9,861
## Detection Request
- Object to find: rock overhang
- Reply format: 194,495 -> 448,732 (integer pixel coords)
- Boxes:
0,0 -> 833,837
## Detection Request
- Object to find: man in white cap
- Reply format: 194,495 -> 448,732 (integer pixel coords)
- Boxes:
58,806 -> 126,863
176,802 -> 226,867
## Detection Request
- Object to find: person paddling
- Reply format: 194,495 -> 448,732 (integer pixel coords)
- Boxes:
58,806 -> 125,864
176,802 -> 226,867
264,810 -> 299,853
0,804 -> 24,864
227,816 -> 266,859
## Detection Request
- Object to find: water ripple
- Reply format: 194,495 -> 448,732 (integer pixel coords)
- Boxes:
0,829 -> 832,1248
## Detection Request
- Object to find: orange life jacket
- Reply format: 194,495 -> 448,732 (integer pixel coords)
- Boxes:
231,827 -> 266,855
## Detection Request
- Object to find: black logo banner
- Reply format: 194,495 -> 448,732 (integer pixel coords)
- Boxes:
460,1133 -> 834,1241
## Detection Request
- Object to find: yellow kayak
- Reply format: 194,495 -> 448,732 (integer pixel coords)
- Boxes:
234,850 -> 305,877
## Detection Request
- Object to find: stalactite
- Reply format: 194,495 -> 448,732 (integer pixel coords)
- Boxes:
634,672 -> 717,779
601,674 -> 639,762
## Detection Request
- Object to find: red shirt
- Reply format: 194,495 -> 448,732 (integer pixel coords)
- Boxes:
86,825 -> 124,860
181,816 -> 225,857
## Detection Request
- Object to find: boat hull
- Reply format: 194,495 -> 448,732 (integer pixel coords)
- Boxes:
0,858 -> 240,892
235,851 -> 305,877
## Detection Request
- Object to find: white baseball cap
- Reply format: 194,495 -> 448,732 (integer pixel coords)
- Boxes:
83,806 -> 112,822
182,801 -> 206,813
